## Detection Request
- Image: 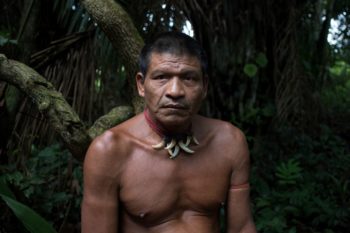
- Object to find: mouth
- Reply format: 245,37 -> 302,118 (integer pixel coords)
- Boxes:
163,104 -> 187,110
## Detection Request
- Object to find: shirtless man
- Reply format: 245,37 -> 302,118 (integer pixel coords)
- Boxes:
81,32 -> 256,233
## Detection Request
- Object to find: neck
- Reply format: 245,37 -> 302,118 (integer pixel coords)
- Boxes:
143,108 -> 192,137
144,108 -> 199,159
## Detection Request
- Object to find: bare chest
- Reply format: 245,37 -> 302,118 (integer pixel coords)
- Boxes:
119,148 -> 231,225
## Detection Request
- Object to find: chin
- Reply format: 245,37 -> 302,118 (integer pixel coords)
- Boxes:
162,113 -> 189,122
158,107 -> 188,117
159,114 -> 192,130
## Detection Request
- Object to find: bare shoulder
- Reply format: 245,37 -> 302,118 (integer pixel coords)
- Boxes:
84,114 -> 142,178
194,115 -> 247,145
194,115 -> 249,165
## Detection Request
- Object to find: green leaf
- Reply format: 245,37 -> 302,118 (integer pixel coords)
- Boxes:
243,63 -> 258,77
37,144 -> 60,158
275,159 -> 303,185
0,177 -> 16,199
0,194 -> 57,233
256,197 -> 271,208
255,52 -> 268,67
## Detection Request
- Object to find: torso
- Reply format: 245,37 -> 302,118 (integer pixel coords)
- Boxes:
108,114 -> 238,233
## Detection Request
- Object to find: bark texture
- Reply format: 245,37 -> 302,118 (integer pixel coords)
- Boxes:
88,106 -> 134,139
0,54 -> 133,161
81,0 -> 145,113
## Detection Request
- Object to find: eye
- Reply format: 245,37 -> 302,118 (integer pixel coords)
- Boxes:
154,74 -> 168,80
184,75 -> 198,81
153,75 -> 163,80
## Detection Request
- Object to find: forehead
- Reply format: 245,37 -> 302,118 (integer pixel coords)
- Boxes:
147,52 -> 201,73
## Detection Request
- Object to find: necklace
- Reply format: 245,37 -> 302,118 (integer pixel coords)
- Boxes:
144,109 -> 199,159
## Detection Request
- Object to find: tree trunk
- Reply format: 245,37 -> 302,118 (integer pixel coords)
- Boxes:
80,0 -> 145,113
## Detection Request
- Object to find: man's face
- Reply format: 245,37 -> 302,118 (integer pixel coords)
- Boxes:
137,52 -> 207,131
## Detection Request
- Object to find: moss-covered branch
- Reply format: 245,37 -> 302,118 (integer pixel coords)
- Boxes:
80,0 -> 145,113
88,106 -> 133,139
0,54 -> 132,161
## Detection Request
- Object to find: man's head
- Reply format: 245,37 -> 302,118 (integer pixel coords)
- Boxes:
138,31 -> 208,79
136,32 -> 208,133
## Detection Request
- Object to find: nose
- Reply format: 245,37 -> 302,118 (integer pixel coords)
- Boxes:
165,77 -> 185,100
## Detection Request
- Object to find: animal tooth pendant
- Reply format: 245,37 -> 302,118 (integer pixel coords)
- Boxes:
151,135 -> 199,159
152,140 -> 165,149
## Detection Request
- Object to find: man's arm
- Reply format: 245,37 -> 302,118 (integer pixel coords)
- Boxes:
226,129 -> 256,233
81,131 -> 121,233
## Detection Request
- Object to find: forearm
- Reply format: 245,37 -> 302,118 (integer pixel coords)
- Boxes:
226,220 -> 256,233
226,187 -> 256,233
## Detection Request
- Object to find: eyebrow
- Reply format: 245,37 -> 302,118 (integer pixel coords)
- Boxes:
150,69 -> 201,77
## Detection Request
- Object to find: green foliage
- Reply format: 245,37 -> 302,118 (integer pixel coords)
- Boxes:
0,29 -> 17,46
243,52 -> 268,77
251,125 -> 350,233
275,159 -> 302,185
1,144 -> 82,232
1,0 -> 350,232
255,52 -> 268,68
231,103 -> 276,139
322,60 -> 350,113
0,177 -> 16,199
244,63 -> 258,77
0,193 -> 57,233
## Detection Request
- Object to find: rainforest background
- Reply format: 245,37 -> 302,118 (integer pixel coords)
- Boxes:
0,0 -> 349,232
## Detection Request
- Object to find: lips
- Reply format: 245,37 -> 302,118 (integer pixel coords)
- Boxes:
163,104 -> 187,109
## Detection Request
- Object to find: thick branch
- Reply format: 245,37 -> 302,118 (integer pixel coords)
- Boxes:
88,106 -> 133,139
80,0 -> 145,113
0,54 -> 132,161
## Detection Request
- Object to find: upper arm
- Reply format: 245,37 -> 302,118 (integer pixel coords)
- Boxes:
81,132 -> 122,233
226,128 -> 256,233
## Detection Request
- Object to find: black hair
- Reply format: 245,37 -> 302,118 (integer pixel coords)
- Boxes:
138,31 -> 208,77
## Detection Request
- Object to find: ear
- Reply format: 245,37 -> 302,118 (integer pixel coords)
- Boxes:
136,72 -> 145,97
202,74 -> 209,99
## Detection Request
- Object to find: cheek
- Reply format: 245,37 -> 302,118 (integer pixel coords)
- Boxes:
144,88 -> 162,106
188,88 -> 205,108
